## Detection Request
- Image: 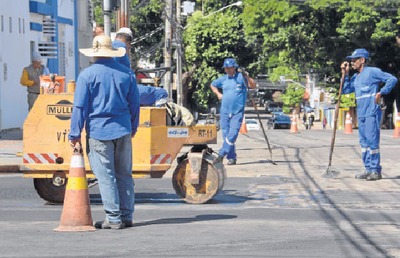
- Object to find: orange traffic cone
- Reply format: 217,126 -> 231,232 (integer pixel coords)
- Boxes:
290,113 -> 298,134
344,113 -> 353,134
54,144 -> 95,232
240,116 -> 248,134
393,113 -> 400,138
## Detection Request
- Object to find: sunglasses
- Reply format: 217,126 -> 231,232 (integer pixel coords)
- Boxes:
351,57 -> 361,62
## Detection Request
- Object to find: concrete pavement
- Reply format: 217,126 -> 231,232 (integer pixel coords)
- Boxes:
0,128 -> 22,172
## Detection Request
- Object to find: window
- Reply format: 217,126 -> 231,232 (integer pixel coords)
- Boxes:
0,15 -> 3,32
9,17 -> 12,33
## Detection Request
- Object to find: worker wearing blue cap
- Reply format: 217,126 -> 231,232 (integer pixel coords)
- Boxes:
341,48 -> 398,181
210,58 -> 256,165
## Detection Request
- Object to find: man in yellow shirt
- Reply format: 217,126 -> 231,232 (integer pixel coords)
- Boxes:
20,52 -> 50,110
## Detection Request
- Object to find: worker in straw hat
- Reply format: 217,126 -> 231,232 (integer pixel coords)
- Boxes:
68,35 -> 140,229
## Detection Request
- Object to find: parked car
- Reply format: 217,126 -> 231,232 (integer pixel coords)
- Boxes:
268,114 -> 291,129
245,119 -> 260,130
264,101 -> 281,114
271,110 -> 284,117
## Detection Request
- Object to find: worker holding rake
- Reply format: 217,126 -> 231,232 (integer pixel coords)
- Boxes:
341,49 -> 397,181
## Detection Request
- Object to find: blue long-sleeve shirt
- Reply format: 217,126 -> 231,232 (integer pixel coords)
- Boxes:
68,58 -> 140,141
138,84 -> 168,106
342,66 -> 397,118
211,72 -> 248,115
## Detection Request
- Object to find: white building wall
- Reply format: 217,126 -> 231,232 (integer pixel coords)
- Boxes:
0,0 -> 92,130
0,0 -> 31,129
57,0 -> 75,81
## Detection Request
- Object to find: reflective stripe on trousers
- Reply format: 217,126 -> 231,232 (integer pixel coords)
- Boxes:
219,112 -> 243,159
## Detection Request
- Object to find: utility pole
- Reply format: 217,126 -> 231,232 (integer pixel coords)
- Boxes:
164,0 -> 173,97
103,0 -> 111,37
176,0 -> 183,106
116,0 -> 130,29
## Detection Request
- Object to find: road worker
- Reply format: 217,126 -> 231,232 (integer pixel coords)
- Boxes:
69,35 -> 140,229
20,52 -> 50,110
210,57 -> 256,165
112,27 -> 133,69
341,48 -> 398,181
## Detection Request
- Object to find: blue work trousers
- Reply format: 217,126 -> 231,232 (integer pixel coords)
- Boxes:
87,134 -> 135,223
219,112 -> 244,160
358,112 -> 382,173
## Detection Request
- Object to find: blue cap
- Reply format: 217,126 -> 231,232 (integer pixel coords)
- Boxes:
222,58 -> 238,68
346,48 -> 369,60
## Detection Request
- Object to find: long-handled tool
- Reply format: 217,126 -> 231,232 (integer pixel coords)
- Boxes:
323,77 -> 345,178
239,68 -> 276,165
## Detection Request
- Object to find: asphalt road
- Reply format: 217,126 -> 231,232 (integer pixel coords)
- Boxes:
1,121 -> 400,257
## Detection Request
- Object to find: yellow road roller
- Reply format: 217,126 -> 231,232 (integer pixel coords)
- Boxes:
21,90 -> 226,204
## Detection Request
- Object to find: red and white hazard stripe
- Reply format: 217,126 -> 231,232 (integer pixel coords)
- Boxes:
150,154 -> 172,164
23,153 -> 58,164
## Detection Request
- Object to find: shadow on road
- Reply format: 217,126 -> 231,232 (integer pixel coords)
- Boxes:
133,214 -> 237,227
89,190 -> 263,205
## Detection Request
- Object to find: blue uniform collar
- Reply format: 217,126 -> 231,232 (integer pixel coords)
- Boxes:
227,72 -> 238,79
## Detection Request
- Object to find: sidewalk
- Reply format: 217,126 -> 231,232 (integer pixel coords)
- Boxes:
0,128 -> 23,172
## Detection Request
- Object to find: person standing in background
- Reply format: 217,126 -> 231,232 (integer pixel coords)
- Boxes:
93,23 -> 104,36
20,52 -> 50,110
210,58 -> 256,165
112,27 -> 133,69
341,48 -> 397,181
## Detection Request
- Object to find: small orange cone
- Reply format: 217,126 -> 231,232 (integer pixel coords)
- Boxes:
290,113 -> 298,134
393,113 -> 400,138
344,113 -> 353,134
240,116 -> 248,134
54,144 -> 95,232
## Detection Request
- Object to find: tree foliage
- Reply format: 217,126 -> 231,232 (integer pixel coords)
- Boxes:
183,4 -> 257,111
281,83 -> 305,109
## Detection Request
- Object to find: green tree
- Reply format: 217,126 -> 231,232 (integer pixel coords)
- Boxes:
281,83 -> 305,111
183,7 -> 257,111
340,93 -> 356,108
241,0 -> 400,84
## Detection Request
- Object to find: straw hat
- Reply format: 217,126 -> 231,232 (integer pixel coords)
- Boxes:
79,35 -> 125,57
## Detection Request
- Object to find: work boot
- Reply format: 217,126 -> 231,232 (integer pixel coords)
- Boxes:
227,159 -> 236,165
366,172 -> 382,181
355,171 -> 371,179
94,220 -> 125,230
122,220 -> 133,228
